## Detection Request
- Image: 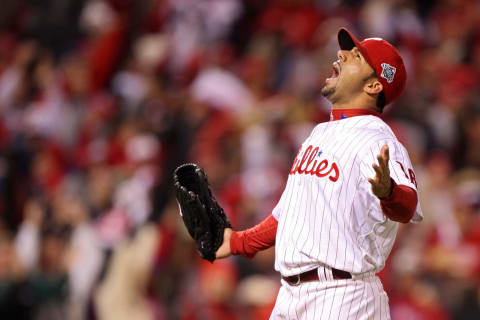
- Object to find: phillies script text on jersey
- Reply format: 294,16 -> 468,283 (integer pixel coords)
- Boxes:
270,115 -> 424,319
273,115 -> 423,278
289,145 -> 339,182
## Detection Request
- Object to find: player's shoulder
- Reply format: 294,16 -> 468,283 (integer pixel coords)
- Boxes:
316,115 -> 398,142
361,119 -> 412,160
309,121 -> 330,136
358,116 -> 396,136
352,116 -> 407,152
356,115 -> 391,130
343,116 -> 395,141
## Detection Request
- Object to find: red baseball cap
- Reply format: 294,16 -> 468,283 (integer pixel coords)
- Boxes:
338,27 -> 406,105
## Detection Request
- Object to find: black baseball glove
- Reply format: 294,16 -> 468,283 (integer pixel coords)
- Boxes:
173,163 -> 231,262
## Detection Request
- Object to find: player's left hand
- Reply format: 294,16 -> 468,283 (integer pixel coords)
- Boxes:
368,144 -> 392,199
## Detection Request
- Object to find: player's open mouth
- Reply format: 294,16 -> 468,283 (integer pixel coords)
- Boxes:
326,61 -> 341,82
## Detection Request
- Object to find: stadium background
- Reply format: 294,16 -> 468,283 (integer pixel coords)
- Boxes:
0,0 -> 479,319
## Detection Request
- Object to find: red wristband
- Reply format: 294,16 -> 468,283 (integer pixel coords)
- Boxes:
230,214 -> 278,259
380,179 -> 417,223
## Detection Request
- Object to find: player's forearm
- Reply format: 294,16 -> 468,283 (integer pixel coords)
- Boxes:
380,179 -> 417,223
230,214 -> 278,258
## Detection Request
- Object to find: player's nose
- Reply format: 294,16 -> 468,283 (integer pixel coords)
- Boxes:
337,50 -> 347,62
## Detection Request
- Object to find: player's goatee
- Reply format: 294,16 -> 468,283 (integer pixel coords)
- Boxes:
321,85 -> 335,98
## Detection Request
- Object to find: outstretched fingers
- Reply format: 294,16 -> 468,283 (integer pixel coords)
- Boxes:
378,144 -> 390,170
368,144 -> 392,198
372,163 -> 383,176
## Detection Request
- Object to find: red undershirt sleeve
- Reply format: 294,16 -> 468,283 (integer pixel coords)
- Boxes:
230,214 -> 278,259
380,179 -> 418,224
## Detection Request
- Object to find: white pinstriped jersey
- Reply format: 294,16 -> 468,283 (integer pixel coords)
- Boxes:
273,115 -> 423,277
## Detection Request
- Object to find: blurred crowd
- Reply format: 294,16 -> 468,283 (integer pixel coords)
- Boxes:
0,0 -> 479,319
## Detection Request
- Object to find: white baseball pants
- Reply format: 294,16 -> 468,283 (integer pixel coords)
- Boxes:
270,267 -> 390,320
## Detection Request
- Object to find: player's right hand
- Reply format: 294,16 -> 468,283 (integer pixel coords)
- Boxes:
215,228 -> 233,259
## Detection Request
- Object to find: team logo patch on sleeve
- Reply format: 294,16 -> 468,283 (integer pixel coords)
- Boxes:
380,63 -> 396,83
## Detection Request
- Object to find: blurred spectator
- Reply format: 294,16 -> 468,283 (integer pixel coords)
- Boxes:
95,224 -> 160,320
0,231 -> 29,319
24,227 -> 70,320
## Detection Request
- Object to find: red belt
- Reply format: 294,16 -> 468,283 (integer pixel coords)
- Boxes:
282,267 -> 352,286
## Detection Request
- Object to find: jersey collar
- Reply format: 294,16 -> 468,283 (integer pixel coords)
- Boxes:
330,108 -> 381,121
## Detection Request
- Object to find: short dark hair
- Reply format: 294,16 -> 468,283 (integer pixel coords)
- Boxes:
377,91 -> 386,112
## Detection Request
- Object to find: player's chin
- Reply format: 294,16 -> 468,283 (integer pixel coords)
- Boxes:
321,84 -> 336,98
322,77 -> 338,96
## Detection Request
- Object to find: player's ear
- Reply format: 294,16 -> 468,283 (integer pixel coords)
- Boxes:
364,78 -> 383,95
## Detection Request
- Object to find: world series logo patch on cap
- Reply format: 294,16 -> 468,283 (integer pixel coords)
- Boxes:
380,63 -> 396,83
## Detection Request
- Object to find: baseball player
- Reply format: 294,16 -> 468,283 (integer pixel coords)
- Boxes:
214,27 -> 424,319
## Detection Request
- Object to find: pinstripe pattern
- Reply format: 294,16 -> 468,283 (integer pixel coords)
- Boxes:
273,115 -> 423,276
270,115 -> 423,319
270,268 -> 390,319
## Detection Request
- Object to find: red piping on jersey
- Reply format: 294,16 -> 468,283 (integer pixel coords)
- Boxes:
380,179 -> 417,223
330,108 -> 381,121
230,214 -> 278,258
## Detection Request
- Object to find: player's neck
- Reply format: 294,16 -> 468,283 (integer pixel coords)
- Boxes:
330,99 -> 381,120
331,103 -> 378,112
330,93 -> 381,120
331,93 -> 379,112
330,108 -> 381,120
